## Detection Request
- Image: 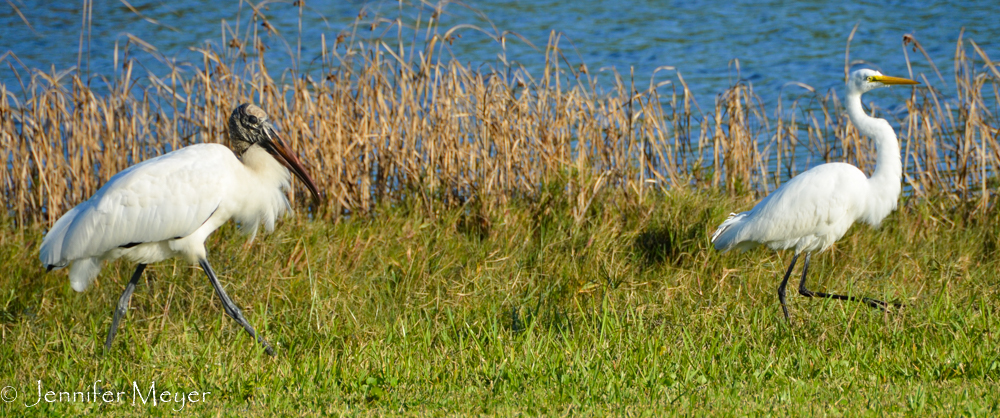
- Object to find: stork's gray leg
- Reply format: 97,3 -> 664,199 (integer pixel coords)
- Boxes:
199,259 -> 275,356
105,263 -> 146,351
777,254 -> 799,322
797,252 -> 901,311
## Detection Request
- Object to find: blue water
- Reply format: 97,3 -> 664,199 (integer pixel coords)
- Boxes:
1,0 -> 998,106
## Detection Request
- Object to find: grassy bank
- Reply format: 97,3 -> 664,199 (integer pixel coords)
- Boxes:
3,2 -> 1000,415
1,190 -> 998,416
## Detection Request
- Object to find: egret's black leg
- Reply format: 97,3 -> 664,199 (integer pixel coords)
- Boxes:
105,263 -> 147,351
199,259 -> 275,356
797,253 -> 901,311
776,254 -> 799,322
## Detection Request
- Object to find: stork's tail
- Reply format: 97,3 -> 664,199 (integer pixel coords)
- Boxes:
711,212 -> 748,252
68,258 -> 103,292
39,206 -> 80,269
39,206 -> 102,292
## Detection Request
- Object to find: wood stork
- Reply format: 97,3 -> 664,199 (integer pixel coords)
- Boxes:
711,68 -> 917,321
39,103 -> 320,355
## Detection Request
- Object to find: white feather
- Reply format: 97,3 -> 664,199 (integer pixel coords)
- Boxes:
39,143 -> 293,292
711,69 -> 907,256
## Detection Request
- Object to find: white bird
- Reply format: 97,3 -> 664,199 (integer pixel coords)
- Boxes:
39,103 -> 320,355
712,68 -> 918,321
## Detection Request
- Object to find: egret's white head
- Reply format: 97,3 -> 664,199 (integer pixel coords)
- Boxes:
228,103 -> 321,202
847,68 -> 920,96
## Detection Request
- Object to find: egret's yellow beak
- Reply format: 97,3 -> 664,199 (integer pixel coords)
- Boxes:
869,75 -> 920,85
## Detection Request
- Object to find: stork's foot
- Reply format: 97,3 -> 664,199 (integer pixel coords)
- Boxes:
199,259 -> 276,356
105,264 -> 147,351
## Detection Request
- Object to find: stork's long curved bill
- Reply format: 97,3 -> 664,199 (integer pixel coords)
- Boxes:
262,124 -> 321,203
871,75 -> 920,85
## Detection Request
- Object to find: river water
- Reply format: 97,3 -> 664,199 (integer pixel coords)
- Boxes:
1,1 -> 998,111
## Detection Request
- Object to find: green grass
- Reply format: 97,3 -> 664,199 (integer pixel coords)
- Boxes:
1,190 -> 999,416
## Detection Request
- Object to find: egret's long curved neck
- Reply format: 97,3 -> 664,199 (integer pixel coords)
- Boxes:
846,89 -> 902,223
847,92 -> 902,182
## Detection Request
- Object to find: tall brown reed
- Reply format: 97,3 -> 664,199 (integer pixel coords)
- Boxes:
0,2 -> 997,227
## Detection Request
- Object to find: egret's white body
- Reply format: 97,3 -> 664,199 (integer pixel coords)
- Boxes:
711,69 -> 917,319
39,104 -> 320,354
40,144 -> 291,291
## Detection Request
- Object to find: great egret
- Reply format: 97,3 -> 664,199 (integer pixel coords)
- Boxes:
711,68 -> 917,320
39,103 -> 320,355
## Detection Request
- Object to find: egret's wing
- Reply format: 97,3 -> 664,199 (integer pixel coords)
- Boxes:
40,144 -> 239,267
713,163 -> 866,251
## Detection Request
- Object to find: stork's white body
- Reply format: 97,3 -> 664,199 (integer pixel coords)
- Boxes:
40,103 -> 318,355
39,143 -> 293,292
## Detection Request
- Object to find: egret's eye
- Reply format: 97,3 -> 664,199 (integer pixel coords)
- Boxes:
247,115 -> 259,125
866,76 -> 875,82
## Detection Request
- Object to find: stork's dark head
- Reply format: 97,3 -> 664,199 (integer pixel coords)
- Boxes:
228,103 -> 321,202
228,104 -> 271,155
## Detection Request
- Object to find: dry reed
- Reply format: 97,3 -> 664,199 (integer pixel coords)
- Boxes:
1,2 -> 998,227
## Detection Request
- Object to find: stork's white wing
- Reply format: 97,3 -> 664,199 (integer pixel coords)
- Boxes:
40,144 -> 241,267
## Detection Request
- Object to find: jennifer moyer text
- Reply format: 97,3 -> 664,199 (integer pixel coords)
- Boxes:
25,380 -> 210,411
